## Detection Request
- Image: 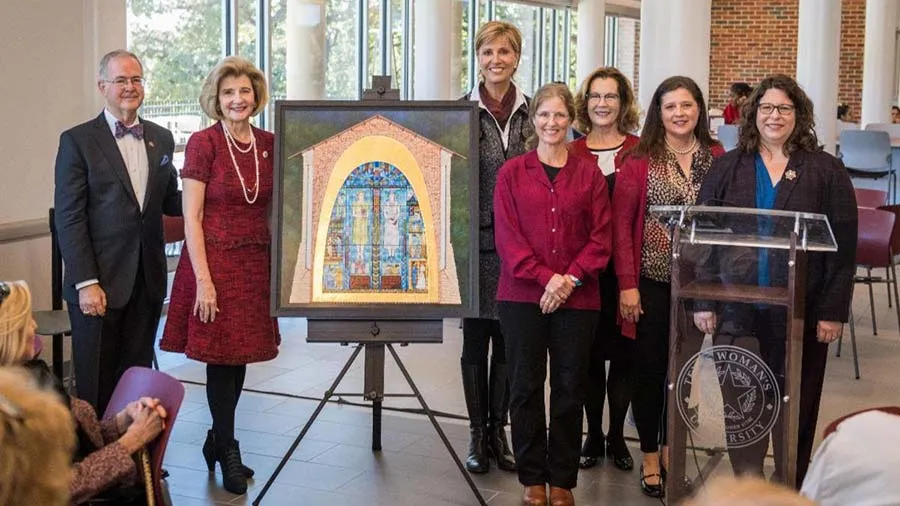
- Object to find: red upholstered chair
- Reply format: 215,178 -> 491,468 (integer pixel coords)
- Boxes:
837,208 -> 898,379
102,367 -> 185,505
855,188 -> 888,209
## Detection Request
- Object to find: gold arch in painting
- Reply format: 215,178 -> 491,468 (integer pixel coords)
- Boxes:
312,135 -> 439,303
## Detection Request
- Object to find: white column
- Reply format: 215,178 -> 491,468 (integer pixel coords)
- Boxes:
638,0 -> 712,113
576,0 -> 605,84
796,0 -> 841,154
286,0 -> 326,99
861,0 -> 900,127
413,0 -> 453,99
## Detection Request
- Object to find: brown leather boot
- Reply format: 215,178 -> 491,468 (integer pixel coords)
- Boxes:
549,486 -> 574,506
522,484 -> 548,505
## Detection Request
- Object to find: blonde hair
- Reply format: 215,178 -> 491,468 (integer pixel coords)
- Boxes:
574,66 -> 640,135
0,367 -> 75,506
682,476 -> 815,506
0,281 -> 33,366
474,21 -> 522,81
199,56 -> 269,120
526,82 -> 576,150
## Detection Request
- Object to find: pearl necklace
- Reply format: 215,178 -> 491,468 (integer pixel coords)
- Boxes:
665,136 -> 698,155
221,122 -> 259,204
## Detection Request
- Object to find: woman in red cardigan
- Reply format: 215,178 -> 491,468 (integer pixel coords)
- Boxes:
568,66 -> 639,473
494,82 -> 611,506
612,76 -> 725,498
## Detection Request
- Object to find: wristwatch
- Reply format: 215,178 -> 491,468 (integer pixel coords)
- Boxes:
568,275 -> 582,287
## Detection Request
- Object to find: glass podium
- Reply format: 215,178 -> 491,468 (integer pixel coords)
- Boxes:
648,205 -> 837,503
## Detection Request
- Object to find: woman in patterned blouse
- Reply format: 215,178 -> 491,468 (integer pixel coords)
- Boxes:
612,76 -> 725,498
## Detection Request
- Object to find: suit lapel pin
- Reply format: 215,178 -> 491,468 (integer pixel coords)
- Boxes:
148,140 -> 156,148
263,150 -> 269,158
784,169 -> 797,181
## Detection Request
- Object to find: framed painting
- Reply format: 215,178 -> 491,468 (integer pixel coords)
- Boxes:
271,100 -> 480,320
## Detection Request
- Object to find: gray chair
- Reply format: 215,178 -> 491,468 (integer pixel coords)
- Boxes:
864,123 -> 900,137
716,124 -> 739,151
839,130 -> 894,204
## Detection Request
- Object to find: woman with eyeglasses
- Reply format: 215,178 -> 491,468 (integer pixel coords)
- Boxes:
0,280 -> 167,505
494,82 -> 611,506
613,76 -> 725,497
458,20 -> 533,475
568,67 -> 639,472
694,74 -> 857,487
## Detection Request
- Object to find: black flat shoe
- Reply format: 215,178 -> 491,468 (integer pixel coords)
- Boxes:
639,464 -> 664,498
606,438 -> 633,471
579,433 -> 604,469
579,455 -> 600,469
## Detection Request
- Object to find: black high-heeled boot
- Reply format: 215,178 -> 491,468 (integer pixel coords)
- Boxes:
203,430 -> 255,477
461,360 -> 490,473
488,362 -> 516,472
215,439 -> 248,495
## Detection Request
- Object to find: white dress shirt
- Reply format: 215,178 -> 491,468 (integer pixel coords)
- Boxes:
103,108 -> 149,210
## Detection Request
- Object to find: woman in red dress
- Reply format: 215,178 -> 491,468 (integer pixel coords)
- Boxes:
160,56 -> 279,496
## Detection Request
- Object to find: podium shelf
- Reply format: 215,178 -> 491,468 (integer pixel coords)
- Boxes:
677,281 -> 790,306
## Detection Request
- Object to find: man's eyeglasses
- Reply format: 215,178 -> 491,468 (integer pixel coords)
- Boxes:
0,282 -> 9,307
586,93 -> 620,103
758,103 -> 795,116
103,76 -> 145,88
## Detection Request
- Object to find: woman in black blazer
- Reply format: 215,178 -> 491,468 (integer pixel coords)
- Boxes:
695,74 -> 857,487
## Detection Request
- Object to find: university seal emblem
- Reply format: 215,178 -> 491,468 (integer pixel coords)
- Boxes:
676,345 -> 780,449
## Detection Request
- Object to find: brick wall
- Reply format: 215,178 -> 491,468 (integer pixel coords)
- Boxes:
706,0 -> 865,121
708,0 -> 799,110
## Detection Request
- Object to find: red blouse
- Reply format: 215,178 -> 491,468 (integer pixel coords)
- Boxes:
493,150 -> 612,310
723,103 -> 740,125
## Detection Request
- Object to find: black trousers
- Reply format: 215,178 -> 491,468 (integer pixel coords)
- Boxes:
499,301 -> 597,489
631,277 -> 671,454
716,305 -> 829,487
69,263 -> 162,414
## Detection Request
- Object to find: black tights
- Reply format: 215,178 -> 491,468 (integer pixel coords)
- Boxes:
461,318 -> 506,365
206,364 -> 247,443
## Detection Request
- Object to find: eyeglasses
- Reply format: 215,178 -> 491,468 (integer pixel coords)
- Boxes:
758,103 -> 795,116
103,76 -> 145,88
586,93 -> 620,103
0,282 -> 9,307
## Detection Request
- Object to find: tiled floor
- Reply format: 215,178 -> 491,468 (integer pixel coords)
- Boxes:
153,274 -> 900,505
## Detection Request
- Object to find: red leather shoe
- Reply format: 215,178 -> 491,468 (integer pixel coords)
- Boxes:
522,484 -> 547,505
549,486 -> 574,506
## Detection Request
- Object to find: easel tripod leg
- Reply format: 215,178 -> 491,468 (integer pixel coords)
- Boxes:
252,344 -> 365,505
386,344 -> 489,506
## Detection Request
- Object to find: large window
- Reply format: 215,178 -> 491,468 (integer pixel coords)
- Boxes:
129,0 -> 621,134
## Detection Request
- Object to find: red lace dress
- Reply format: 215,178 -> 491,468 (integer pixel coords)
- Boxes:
160,122 -> 280,365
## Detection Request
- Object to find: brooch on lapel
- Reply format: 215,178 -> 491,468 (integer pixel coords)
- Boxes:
784,169 -> 797,181
263,151 -> 269,159
160,154 -> 170,167
148,140 -> 156,148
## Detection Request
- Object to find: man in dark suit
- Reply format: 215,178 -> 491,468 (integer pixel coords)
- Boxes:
54,49 -> 181,413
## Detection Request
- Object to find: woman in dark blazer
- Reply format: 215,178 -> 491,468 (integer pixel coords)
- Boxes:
459,20 -> 533,474
695,74 -> 857,487
568,66 -> 639,471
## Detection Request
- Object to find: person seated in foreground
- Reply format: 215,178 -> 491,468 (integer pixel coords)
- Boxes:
0,367 -> 76,506
0,280 -> 167,504
681,476 -> 814,506
801,407 -> 900,506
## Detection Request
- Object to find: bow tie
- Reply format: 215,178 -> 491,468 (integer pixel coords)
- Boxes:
115,121 -> 144,140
